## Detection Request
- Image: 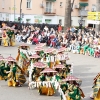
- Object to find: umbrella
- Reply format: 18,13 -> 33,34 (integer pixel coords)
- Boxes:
62,75 -> 80,81
29,54 -> 40,59
0,55 -> 4,61
18,44 -> 30,49
6,56 -> 16,62
33,62 -> 46,68
57,47 -> 66,53
54,64 -> 65,69
40,68 -> 57,73
44,48 -> 56,54
36,43 -> 46,47
34,47 -> 44,51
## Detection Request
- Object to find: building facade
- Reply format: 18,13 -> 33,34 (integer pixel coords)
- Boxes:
0,0 -> 97,26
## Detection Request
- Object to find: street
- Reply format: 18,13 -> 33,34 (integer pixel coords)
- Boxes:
0,42 -> 99,100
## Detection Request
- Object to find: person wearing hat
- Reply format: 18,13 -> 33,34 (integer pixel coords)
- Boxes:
60,81 -> 68,100
16,45 -> 30,74
7,60 -> 26,87
0,29 -> 2,45
2,27 -> 9,47
6,28 -> 15,46
38,72 -> 55,96
90,75 -> 100,100
46,52 -> 55,68
0,60 -> 8,80
65,81 -> 85,100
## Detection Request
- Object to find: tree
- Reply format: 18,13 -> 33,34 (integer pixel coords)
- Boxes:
64,0 -> 71,32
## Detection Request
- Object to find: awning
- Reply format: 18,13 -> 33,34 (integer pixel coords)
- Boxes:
79,3 -> 88,7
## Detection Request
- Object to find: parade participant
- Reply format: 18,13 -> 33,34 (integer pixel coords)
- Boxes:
52,64 -> 66,82
2,22 -> 6,28
34,46 -> 44,57
28,54 -> 41,82
6,28 -> 15,46
90,73 -> 100,100
2,27 -> 9,47
61,75 -> 84,100
44,48 -> 56,68
0,55 -> 7,80
56,47 -> 67,65
6,56 -> 26,87
38,68 -> 57,96
16,44 -> 30,74
60,81 -> 68,100
0,28 -> 2,45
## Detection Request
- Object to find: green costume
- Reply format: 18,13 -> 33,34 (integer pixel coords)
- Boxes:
39,51 -> 44,57
60,83 -> 68,100
46,54 -> 50,67
68,86 -> 81,100
55,75 -> 61,81
87,47 -> 94,56
83,44 -> 89,54
93,77 -> 100,98
0,63 -> 8,80
40,74 -> 45,81
7,30 -> 14,39
77,45 -> 81,53
12,64 -> 17,81
61,83 -> 68,94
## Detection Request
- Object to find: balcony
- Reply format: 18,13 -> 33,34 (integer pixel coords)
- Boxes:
79,10 -> 88,17
43,8 -> 56,16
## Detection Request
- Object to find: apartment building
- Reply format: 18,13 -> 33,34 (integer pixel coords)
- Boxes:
0,0 -> 97,26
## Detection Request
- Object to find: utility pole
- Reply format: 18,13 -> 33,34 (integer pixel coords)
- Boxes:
14,0 -> 15,21
20,0 -> 22,23
96,0 -> 100,32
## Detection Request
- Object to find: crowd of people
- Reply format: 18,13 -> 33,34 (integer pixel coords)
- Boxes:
14,25 -> 100,58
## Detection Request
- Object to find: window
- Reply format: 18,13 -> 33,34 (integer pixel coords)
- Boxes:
27,0 -> 31,9
2,0 -> 5,9
60,2 -> 63,7
46,2 -> 52,12
45,19 -> 51,24
26,19 -> 31,23
91,4 -> 96,12
59,19 -> 62,25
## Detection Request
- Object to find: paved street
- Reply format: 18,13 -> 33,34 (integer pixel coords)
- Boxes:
0,42 -> 99,100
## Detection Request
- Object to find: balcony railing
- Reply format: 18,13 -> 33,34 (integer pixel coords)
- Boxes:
79,10 -> 88,16
43,8 -> 56,15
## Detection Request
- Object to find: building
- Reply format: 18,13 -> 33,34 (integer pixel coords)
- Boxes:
72,0 -> 96,27
0,0 -> 97,26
